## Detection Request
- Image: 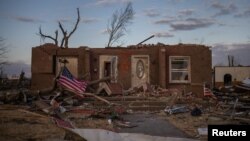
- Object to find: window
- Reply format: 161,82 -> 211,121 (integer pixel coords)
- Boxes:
136,60 -> 145,79
169,56 -> 190,83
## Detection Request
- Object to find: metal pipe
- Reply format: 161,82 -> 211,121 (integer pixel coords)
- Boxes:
137,35 -> 155,45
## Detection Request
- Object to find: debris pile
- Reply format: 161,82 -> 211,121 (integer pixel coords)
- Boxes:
211,92 -> 250,124
1,72 -> 249,141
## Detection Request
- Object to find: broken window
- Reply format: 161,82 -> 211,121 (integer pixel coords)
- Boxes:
169,56 -> 190,83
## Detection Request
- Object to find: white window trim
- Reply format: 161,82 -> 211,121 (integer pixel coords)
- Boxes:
169,56 -> 191,83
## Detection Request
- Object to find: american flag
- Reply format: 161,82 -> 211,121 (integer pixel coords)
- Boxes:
203,84 -> 214,96
58,67 -> 87,94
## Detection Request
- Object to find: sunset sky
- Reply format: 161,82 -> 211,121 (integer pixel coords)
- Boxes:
0,0 -> 250,77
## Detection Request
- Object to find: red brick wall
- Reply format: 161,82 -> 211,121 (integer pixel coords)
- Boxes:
165,44 -> 212,95
31,44 -> 89,90
31,44 -> 55,74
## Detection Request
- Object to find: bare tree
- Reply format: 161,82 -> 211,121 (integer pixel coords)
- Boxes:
39,27 -> 58,46
59,8 -> 80,48
0,37 -> 8,66
38,8 -> 80,48
107,2 -> 134,47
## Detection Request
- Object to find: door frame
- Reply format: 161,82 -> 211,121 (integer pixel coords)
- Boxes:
99,55 -> 118,83
131,55 -> 150,87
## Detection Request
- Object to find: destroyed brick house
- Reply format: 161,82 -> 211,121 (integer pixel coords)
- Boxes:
31,43 -> 212,96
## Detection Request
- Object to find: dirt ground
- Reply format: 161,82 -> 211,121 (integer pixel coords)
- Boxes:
0,105 -> 86,141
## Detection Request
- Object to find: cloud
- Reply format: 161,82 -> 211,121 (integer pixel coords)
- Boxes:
153,16 -> 216,31
57,18 -> 72,23
217,22 -> 227,26
0,13 -> 43,23
153,16 -> 176,24
57,17 -> 99,24
154,32 -> 174,38
178,9 -> 194,17
100,29 -> 109,34
144,8 -> 160,17
167,0 -> 185,4
235,9 -> 250,18
170,18 -> 215,31
212,43 -> 250,66
94,0 -> 131,6
213,43 -> 250,51
2,14 -> 44,23
211,1 -> 237,17
81,18 -> 100,23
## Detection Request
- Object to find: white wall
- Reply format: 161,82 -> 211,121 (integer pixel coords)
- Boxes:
214,67 -> 250,82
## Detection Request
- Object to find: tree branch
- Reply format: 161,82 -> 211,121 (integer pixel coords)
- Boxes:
68,8 -> 80,38
58,8 -> 80,48
0,37 -> 8,66
39,26 -> 58,46
59,22 -> 67,48
107,2 -> 134,47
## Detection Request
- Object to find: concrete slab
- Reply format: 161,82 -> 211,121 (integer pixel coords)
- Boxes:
71,128 -> 198,141
118,113 -> 192,138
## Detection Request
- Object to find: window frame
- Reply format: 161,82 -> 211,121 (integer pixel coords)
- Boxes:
169,56 -> 191,83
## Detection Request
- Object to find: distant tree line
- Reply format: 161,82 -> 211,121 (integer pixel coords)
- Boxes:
0,37 -> 8,72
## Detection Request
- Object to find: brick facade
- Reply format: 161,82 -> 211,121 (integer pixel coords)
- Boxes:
31,43 -> 212,96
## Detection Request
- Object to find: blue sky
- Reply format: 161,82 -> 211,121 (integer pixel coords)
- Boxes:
0,0 -> 250,76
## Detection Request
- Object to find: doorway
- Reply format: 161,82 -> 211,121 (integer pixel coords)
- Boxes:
224,73 -> 232,86
99,55 -> 118,83
104,61 -> 111,77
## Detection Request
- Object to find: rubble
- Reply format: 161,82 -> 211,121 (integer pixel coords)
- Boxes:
235,77 -> 250,91
190,106 -> 202,116
1,79 -> 250,141
114,121 -> 137,128
164,105 -> 189,115
97,82 -> 123,96
197,128 -> 207,136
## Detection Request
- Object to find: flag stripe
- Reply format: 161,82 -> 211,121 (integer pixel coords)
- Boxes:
62,78 -> 85,92
204,85 -> 213,96
60,78 -> 84,92
58,67 -> 87,94
60,76 -> 86,91
59,78 -> 85,93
